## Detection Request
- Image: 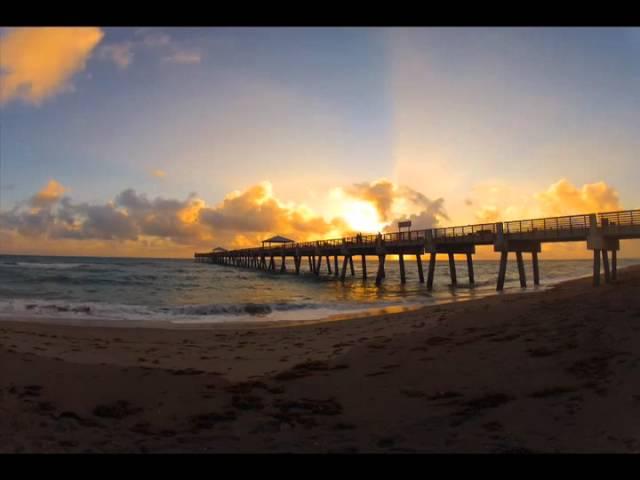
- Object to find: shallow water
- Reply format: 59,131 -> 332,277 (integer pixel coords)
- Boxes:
0,254 -> 637,325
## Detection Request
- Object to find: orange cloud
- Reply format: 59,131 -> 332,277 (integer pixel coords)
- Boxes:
535,178 -> 621,216
470,178 -> 622,224
0,27 -> 104,105
152,169 -> 167,178
198,181 -> 343,246
30,179 -> 67,208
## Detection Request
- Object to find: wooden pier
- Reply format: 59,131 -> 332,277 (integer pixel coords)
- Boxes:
195,209 -> 640,291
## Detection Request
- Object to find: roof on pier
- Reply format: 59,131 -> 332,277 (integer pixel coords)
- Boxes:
262,235 -> 295,244
212,247 -> 227,252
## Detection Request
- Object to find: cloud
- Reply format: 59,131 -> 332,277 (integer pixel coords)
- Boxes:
0,180 -> 340,253
471,178 -> 622,224
340,179 -> 448,231
475,205 -> 500,223
143,33 -> 171,47
0,27 -> 104,105
163,50 -> 202,64
29,179 -> 67,209
198,182 -> 341,245
535,179 -> 621,216
1,179 -> 450,256
152,169 -> 167,178
99,42 -> 134,69
113,189 -> 209,244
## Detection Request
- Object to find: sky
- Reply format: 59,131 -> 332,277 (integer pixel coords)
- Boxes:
1,27 -> 639,258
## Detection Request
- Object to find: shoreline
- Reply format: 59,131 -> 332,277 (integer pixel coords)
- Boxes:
2,264 -> 640,452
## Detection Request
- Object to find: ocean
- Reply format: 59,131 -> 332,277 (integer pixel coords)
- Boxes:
0,254 -> 637,326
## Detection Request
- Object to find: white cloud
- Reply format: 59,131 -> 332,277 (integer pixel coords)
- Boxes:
99,42 -> 134,69
143,33 -> 171,47
163,50 -> 202,65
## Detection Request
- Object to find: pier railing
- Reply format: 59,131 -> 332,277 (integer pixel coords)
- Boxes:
432,223 -> 497,239
503,213 -> 592,234
598,209 -> 640,227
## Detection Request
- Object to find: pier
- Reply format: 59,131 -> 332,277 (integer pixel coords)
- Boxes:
195,209 -> 640,290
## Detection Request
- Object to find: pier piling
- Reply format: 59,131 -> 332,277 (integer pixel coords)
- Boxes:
516,251 -> 527,288
448,253 -> 457,287
532,251 -> 540,285
466,253 -> 474,285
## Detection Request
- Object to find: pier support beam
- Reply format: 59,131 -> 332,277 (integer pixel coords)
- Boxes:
399,254 -> 406,284
602,250 -> 611,284
315,255 -> 322,276
341,256 -> 349,282
416,254 -> 424,283
308,256 -> 313,273
516,251 -> 527,288
532,251 -> 540,286
269,256 -> 275,272
280,256 -> 286,273
593,249 -> 601,286
587,224 -> 619,287
466,253 -> 474,285
427,253 -> 436,291
349,256 -> 355,276
334,256 -> 339,277
294,256 -> 301,274
448,253 -> 457,287
494,240 -> 540,291
361,255 -> 367,279
326,256 -> 332,274
497,251 -> 508,291
611,250 -> 617,281
375,255 -> 386,286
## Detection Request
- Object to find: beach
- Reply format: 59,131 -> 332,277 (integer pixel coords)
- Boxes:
2,265 -> 640,453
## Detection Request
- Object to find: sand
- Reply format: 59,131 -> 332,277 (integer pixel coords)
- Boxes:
2,265 -> 640,453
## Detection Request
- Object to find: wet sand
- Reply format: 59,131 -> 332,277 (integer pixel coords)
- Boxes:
2,265 -> 640,453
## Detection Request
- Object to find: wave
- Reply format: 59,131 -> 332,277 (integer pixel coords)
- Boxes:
0,262 -> 92,270
0,298 -> 394,324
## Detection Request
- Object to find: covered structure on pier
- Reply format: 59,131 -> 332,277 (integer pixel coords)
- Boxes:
261,235 -> 295,248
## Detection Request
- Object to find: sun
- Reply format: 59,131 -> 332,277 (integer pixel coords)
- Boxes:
341,200 -> 386,233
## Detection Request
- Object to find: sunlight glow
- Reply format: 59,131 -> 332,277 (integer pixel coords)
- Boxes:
341,200 -> 386,233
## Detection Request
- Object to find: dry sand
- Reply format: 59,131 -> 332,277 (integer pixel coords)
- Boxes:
2,265 -> 640,453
